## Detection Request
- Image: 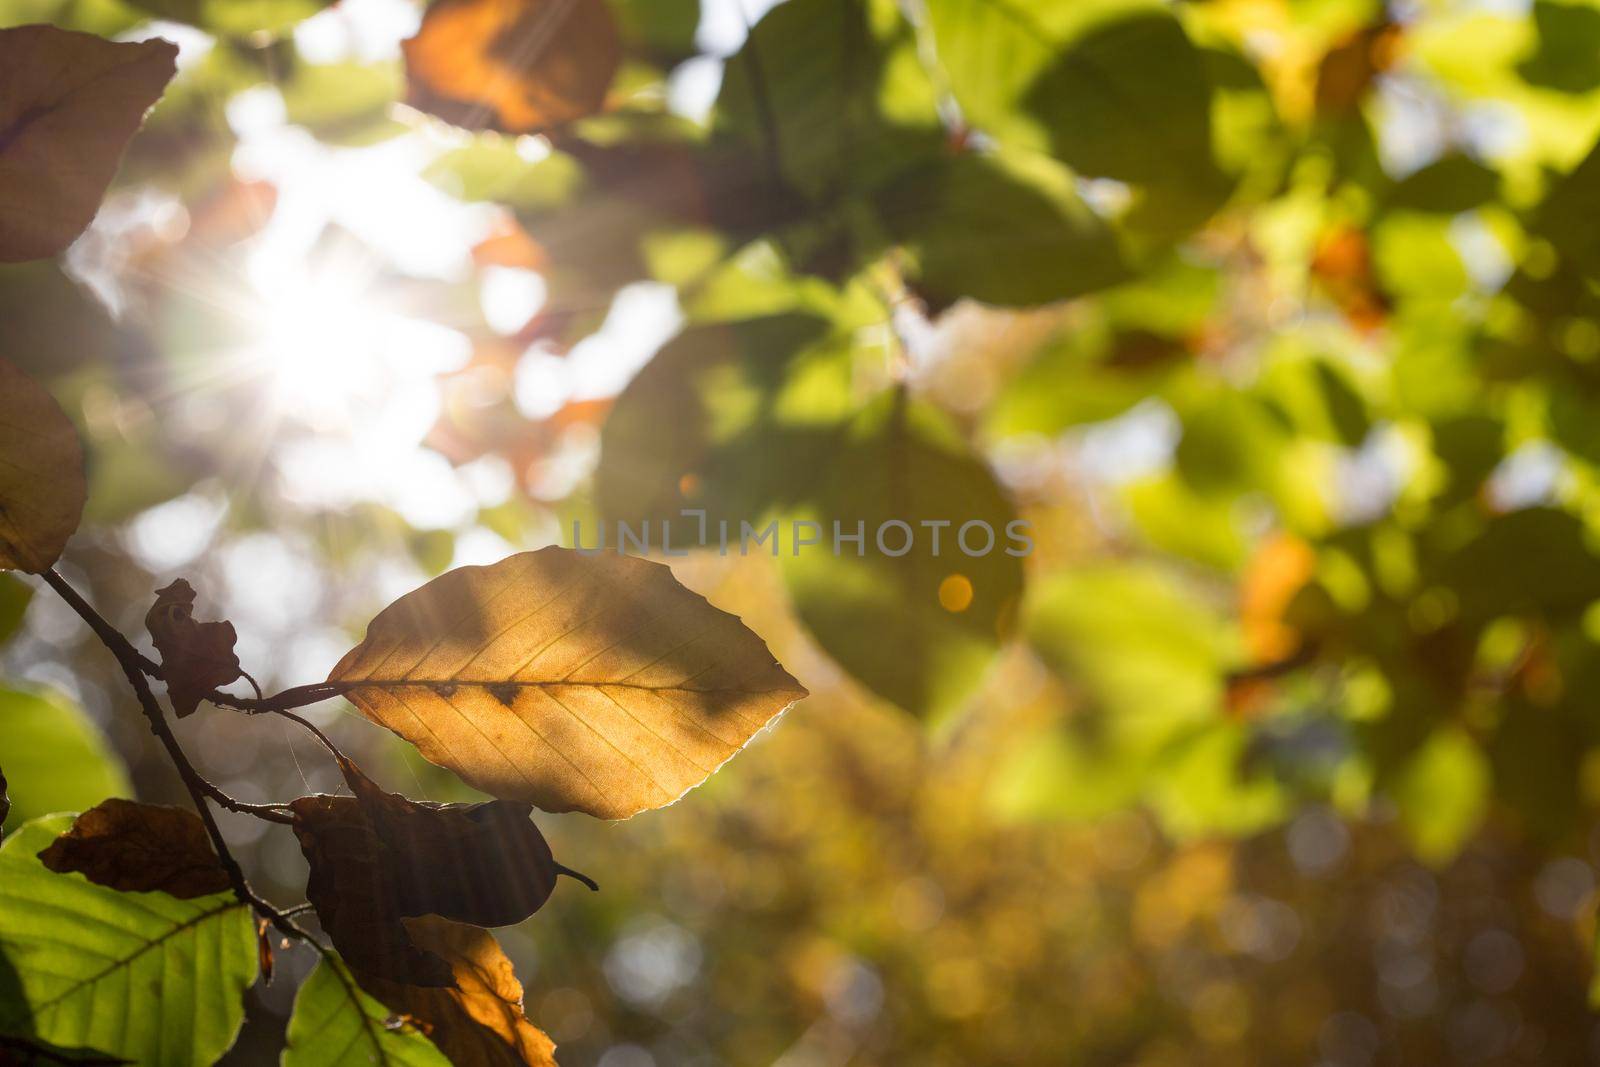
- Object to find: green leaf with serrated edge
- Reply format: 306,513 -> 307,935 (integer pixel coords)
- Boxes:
0,816 -> 256,1067
283,955 -> 450,1067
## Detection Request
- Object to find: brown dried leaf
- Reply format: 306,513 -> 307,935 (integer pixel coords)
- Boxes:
356,917 -> 557,1067
0,26 -> 177,262
289,792 -> 457,988
290,759 -> 585,986
0,358 -> 87,573
329,547 -> 808,819
145,578 -> 243,717
338,756 -> 579,926
37,798 -> 230,899
402,0 -> 621,134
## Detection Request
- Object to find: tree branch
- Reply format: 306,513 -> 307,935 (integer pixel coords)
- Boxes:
39,568 -> 313,945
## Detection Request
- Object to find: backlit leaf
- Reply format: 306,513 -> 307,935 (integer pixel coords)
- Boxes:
875,151 -> 1127,312
0,358 -> 86,573
780,393 -> 1026,721
0,816 -> 256,1067
0,686 -> 129,836
328,547 -> 807,818
37,799 -> 229,900
354,917 -> 557,1067
923,0 -> 1225,230
0,25 -> 176,262
402,0 -> 622,134
713,0 -> 940,202
283,954 -> 450,1067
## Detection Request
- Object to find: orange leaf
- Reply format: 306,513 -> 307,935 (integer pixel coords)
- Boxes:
1240,533 -> 1317,664
402,0 -> 621,134
356,917 -> 558,1067
0,26 -> 177,262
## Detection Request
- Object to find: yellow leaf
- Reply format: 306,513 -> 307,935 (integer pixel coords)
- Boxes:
329,547 -> 808,819
0,26 -> 177,262
0,358 -> 86,573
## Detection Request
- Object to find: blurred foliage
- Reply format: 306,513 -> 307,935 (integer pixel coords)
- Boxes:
8,0 -> 1600,1061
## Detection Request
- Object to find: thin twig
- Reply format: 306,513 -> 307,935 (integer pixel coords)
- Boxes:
40,568 -> 312,944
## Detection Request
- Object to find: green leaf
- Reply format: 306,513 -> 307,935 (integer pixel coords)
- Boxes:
425,139 -> 583,211
1392,727 -> 1490,865
280,62 -> 405,146
0,574 -> 32,644
0,816 -> 256,1066
875,150 -> 1127,311
1385,153 -> 1500,214
283,955 -> 449,1067
779,392 -> 1025,721
1534,137 -> 1600,281
122,0 -> 332,35
0,0 -> 142,35
599,317 -> 1022,720
923,0 -> 1225,229
713,0 -> 941,202
610,0 -> 699,65
0,687 -> 130,836
1026,562 -> 1232,729
596,313 -> 849,541
1517,0 -> 1600,94
1436,507 -> 1600,622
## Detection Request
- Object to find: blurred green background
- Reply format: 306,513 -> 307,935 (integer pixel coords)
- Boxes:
9,0 -> 1600,1062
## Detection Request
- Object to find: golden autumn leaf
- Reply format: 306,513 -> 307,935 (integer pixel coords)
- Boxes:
327,547 -> 808,819
356,917 -> 557,1067
145,579 -> 243,717
0,357 -> 87,573
37,798 -> 230,899
401,0 -> 621,134
0,26 -> 177,262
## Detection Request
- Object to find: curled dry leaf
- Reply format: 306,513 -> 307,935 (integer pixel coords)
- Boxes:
0,358 -> 87,574
0,26 -> 178,262
328,547 -> 809,819
145,578 -> 243,717
37,798 -> 231,899
402,0 -> 621,133
356,917 -> 557,1067
289,758 -> 588,985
